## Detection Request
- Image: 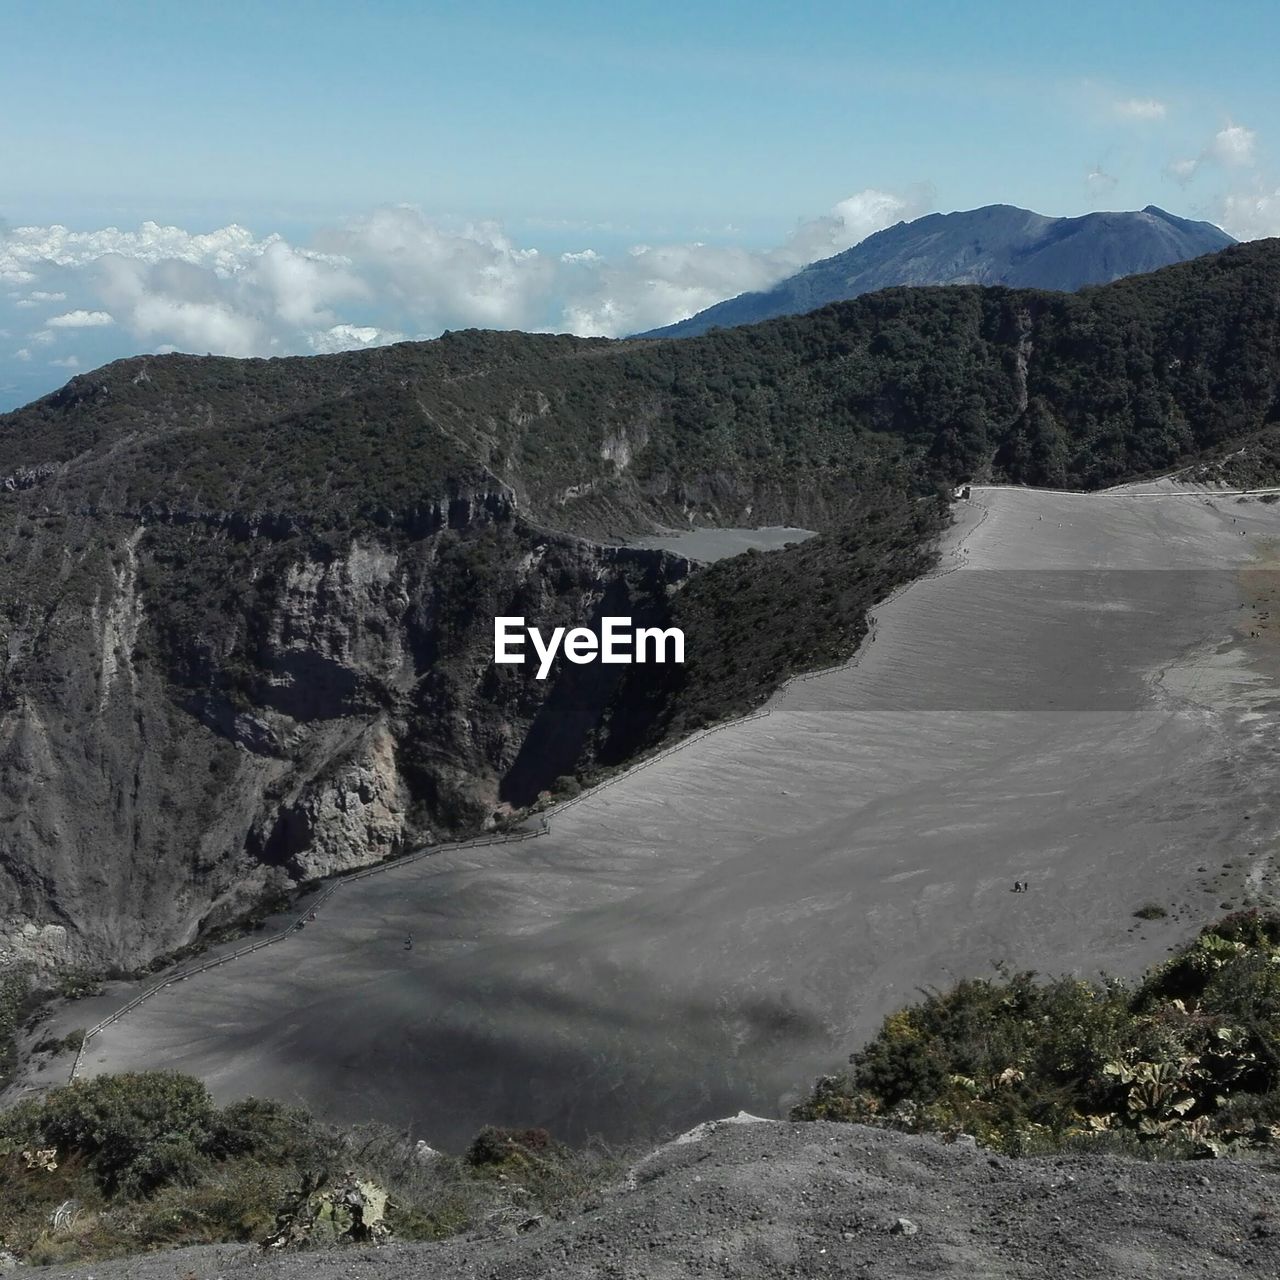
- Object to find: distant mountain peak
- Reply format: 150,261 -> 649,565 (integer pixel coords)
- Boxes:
636,203 -> 1235,339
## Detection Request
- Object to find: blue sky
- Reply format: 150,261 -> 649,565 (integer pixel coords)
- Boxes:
3,0 -> 1279,408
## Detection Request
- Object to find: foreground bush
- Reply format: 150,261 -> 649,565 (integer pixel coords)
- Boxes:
793,910 -> 1280,1157
0,1073 -> 628,1265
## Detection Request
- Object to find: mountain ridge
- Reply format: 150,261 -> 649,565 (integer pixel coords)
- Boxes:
637,202 -> 1236,338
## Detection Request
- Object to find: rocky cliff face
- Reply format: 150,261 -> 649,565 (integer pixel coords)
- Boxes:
0,490 -> 688,976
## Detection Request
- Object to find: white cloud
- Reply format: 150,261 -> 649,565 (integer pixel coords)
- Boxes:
1168,121 -> 1258,185
1086,165 -> 1119,197
307,323 -> 407,353
14,348 -> 31,361
1210,122 -> 1256,167
253,238 -> 366,329
49,355 -> 80,368
1115,97 -> 1167,121
1,221 -> 269,274
564,187 -> 931,335
92,253 -> 267,357
0,188 -> 934,372
315,206 -> 559,332
46,308 -> 114,328
1218,188 -> 1280,240
778,187 -> 927,266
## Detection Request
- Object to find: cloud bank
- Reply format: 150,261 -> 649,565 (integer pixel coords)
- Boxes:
6,167 -> 1273,411
1219,189 -> 1280,241
1,189 -> 928,395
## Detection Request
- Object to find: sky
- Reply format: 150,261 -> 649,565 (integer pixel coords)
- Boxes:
2,0 -> 1279,409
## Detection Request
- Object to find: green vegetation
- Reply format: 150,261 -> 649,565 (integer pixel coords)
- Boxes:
56,969 -> 104,1000
1181,425 -> 1280,490
793,910 -> 1280,1158
31,1028 -> 85,1057
5,241 -> 1280,535
653,491 -> 945,737
0,1073 -> 628,1265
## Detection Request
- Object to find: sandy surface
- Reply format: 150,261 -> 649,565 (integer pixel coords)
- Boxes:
54,487 -> 1280,1149
42,1120 -> 1280,1280
628,524 -> 816,560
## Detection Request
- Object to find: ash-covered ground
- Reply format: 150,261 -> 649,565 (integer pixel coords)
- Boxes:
28,485 -> 1280,1151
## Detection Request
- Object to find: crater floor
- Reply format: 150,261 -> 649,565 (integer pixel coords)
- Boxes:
64,485 -> 1280,1148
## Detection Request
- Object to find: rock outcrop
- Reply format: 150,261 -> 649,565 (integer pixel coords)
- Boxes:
0,492 -> 689,974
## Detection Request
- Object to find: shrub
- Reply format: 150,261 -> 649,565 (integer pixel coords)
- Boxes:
0,963 -> 36,1090
32,1028 -> 85,1056
205,1096 -> 327,1165
792,910 -> 1280,1156
16,1072 -> 214,1196
115,1134 -> 209,1199
466,1126 -> 553,1167
0,1080 -> 628,1265
57,970 -> 105,1000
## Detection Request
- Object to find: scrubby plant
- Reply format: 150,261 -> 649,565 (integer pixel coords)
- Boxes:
793,910 -> 1280,1156
0,1075 -> 629,1265
205,1096 -> 322,1164
7,1072 -> 216,1197
56,970 -> 105,1000
32,1028 -> 87,1056
466,1125 -> 555,1168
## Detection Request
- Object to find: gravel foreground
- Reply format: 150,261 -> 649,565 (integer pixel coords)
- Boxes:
43,1120 -> 1280,1280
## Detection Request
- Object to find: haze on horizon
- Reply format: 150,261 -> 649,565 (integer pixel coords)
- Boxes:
3,0 -> 1279,411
